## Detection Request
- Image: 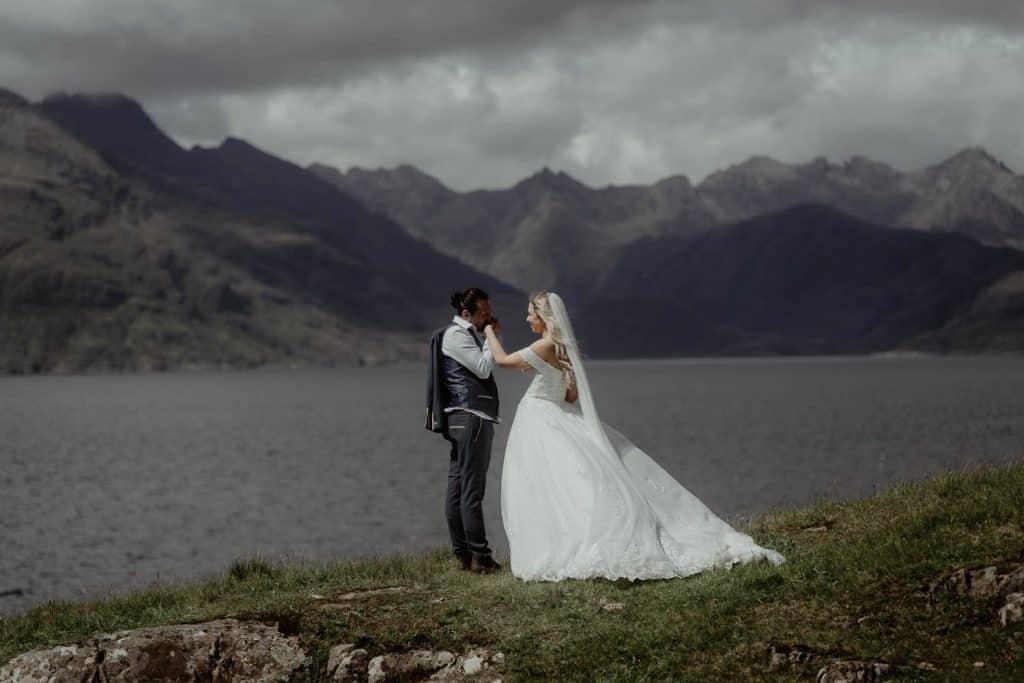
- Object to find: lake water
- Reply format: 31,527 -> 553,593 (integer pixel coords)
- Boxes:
2,355 -> 1023,616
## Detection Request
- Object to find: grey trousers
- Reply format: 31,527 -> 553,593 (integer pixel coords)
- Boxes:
443,412 -> 494,558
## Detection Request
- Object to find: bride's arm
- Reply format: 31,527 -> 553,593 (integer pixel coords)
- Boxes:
483,325 -> 531,370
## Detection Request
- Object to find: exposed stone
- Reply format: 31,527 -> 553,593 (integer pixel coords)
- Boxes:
367,649 -> 456,682
930,563 -> 1024,599
326,643 -> 357,678
998,566 -> 1024,594
816,659 -> 891,682
462,653 -> 485,675
0,618 -> 306,682
332,648 -> 369,682
601,602 -> 626,611
768,645 -> 818,671
965,566 -> 1000,597
337,647 -> 504,682
999,592 -> 1024,628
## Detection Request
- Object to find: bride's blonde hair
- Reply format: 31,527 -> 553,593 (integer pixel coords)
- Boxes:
529,291 -> 577,391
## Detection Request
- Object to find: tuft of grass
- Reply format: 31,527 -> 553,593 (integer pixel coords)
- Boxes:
2,459 -> 1023,681
227,553 -> 281,582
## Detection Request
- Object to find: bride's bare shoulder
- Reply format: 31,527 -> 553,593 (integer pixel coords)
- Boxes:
529,338 -> 558,363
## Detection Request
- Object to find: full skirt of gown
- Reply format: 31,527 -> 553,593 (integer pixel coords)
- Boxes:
500,380 -> 786,582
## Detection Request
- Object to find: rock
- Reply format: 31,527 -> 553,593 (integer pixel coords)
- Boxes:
601,602 -> 626,611
462,653 -> 485,675
1000,593 -> 1024,628
998,565 -> 1024,594
768,645 -> 817,671
816,659 -> 891,682
917,661 -> 937,671
334,646 -> 503,682
967,566 -> 1000,596
0,618 -> 306,682
366,649 -> 456,682
932,563 -> 1024,599
326,643 -> 356,677
332,648 -> 368,682
367,655 -> 386,683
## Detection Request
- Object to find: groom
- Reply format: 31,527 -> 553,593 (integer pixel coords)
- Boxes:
425,288 -> 503,574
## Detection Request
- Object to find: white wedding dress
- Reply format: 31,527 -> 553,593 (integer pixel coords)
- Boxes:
500,343 -> 785,582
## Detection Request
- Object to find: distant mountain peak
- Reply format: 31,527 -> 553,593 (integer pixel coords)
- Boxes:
652,173 -> 693,190
516,166 -> 588,192
938,146 -> 1013,174
217,135 -> 258,151
392,162 -> 431,177
699,154 -> 797,187
326,163 -> 455,196
735,154 -> 790,171
0,86 -> 28,108
37,90 -> 184,163
40,91 -> 149,119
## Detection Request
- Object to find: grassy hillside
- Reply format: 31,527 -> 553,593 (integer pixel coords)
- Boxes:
3,460 -> 1023,681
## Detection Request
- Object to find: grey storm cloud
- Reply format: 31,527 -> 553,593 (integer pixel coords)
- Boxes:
2,1 -> 1023,189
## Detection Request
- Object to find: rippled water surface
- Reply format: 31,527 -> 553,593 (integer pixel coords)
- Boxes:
2,355 -> 1023,615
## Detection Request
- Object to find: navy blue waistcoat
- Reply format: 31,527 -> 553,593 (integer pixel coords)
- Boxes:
425,322 -> 500,434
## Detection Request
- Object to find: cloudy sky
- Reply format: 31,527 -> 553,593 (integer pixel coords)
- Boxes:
2,1 -> 1023,190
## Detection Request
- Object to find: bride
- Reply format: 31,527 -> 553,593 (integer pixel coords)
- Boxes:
482,291 -> 785,581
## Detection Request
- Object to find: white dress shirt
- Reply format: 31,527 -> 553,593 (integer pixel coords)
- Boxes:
441,315 -> 500,423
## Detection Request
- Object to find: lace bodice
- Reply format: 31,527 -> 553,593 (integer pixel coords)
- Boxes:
518,346 -> 569,403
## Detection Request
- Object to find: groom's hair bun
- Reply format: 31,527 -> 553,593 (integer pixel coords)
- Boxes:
451,288 -> 490,314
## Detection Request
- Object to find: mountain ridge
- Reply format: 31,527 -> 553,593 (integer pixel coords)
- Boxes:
0,86 -> 525,373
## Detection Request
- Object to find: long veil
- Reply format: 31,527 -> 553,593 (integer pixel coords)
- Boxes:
546,293 -> 618,460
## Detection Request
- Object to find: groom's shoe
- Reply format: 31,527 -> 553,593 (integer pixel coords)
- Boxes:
469,554 -> 502,575
455,552 -> 472,571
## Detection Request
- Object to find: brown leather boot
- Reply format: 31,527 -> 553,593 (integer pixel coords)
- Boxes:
455,552 -> 472,571
469,554 -> 502,574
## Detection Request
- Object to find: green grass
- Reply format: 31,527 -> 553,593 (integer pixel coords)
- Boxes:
3,460 -> 1024,681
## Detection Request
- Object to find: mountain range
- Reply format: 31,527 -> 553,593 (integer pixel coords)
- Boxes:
2,84 -> 1023,373
311,148 -> 1024,299
0,87 -> 522,373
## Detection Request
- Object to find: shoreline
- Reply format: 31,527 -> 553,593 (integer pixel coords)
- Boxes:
4,347 -> 1022,380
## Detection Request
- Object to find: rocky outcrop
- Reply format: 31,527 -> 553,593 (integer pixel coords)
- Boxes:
928,562 -> 1024,599
324,644 -> 505,683
815,659 -> 891,682
999,592 -> 1024,628
0,618 -> 306,682
767,644 -> 911,681
929,562 -> 1024,631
